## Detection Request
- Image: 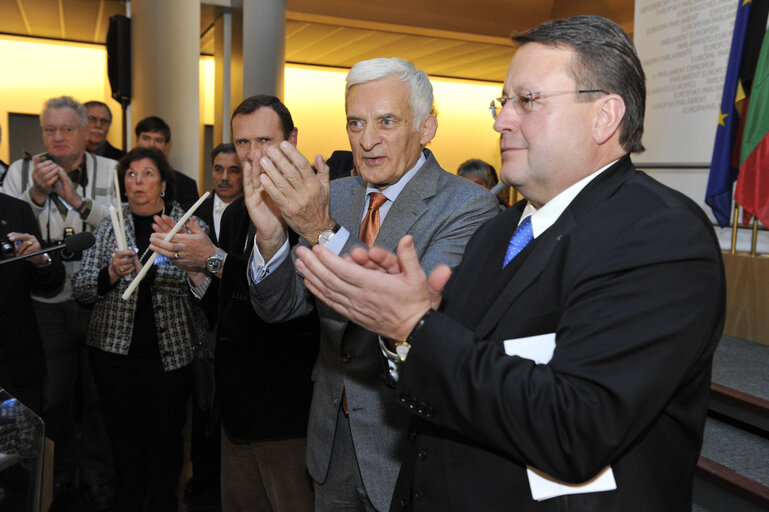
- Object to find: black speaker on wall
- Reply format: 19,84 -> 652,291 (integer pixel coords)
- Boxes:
107,15 -> 131,104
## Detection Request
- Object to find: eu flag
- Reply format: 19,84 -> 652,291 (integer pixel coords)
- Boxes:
706,0 -> 756,227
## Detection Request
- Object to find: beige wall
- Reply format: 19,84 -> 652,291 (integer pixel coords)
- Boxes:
0,36 -> 503,179
0,35 -> 123,163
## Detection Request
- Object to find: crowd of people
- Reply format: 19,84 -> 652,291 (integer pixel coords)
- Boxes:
0,14 -> 725,512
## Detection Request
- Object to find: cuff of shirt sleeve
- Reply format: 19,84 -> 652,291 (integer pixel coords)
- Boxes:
379,336 -> 402,383
77,198 -> 93,220
28,188 -> 46,208
248,234 -> 290,284
188,275 -> 212,299
323,225 -> 351,255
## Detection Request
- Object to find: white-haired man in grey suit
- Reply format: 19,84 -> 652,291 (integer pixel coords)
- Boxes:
244,58 -> 498,511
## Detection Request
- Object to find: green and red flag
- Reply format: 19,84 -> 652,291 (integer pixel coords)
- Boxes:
736,24 -> 769,227
706,0 -> 769,226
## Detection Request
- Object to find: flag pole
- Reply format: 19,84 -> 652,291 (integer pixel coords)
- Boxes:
751,218 -> 759,257
731,205 -> 739,254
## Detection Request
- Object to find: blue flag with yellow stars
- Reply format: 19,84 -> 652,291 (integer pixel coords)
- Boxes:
707,0 -> 755,227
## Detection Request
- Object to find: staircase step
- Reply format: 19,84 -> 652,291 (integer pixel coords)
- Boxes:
694,417 -> 769,511
710,383 -> 769,434
712,336 -> 769,402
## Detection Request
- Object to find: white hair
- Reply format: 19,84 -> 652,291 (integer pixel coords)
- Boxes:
41,96 -> 87,127
345,58 -> 434,130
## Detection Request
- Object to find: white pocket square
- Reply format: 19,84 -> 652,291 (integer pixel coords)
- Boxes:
503,332 -> 556,364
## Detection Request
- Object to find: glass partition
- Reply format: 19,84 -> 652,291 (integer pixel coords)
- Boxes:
0,388 -> 45,511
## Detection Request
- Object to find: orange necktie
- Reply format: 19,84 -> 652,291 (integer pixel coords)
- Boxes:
342,192 -> 388,416
359,192 -> 388,246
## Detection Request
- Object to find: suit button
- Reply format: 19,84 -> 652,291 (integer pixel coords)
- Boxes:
400,498 -> 407,509
414,489 -> 424,500
342,354 -> 352,364
417,450 -> 427,460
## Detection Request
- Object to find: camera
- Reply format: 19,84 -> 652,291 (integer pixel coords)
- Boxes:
59,227 -> 82,262
0,235 -> 17,260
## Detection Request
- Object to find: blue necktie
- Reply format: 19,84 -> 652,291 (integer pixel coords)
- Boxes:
503,216 -> 534,267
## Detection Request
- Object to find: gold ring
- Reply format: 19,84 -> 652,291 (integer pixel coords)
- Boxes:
120,266 -> 125,272
174,251 -> 180,260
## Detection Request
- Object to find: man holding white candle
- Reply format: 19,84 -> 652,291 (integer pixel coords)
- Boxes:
2,95 -> 117,510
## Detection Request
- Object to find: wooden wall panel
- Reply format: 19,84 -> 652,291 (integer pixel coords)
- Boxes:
723,253 -> 769,346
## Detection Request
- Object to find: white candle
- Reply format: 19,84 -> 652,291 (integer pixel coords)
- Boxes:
109,206 -> 127,251
121,191 -> 211,300
113,169 -> 127,250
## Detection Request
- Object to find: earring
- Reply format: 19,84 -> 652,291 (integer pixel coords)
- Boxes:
161,191 -> 165,197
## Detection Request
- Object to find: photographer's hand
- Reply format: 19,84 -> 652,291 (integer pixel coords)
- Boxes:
7,232 -> 50,267
29,157 -> 60,205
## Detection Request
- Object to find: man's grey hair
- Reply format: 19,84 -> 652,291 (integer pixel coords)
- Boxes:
41,96 -> 88,127
345,58 -> 434,131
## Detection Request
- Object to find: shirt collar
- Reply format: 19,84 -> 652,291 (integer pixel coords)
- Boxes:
520,158 -> 620,238
213,192 -> 228,213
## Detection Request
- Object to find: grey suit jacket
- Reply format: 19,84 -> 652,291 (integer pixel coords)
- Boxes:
249,149 -> 498,511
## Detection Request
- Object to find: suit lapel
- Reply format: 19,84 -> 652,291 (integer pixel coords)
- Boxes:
374,152 -> 439,252
336,179 -> 368,242
443,205 -> 523,328
472,156 -> 636,339
474,212 -> 575,338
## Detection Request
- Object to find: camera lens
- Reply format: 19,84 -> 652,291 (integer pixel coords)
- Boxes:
0,236 -> 17,259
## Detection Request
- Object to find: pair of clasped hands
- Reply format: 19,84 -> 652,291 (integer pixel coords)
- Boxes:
30,156 -> 84,210
242,141 -> 447,342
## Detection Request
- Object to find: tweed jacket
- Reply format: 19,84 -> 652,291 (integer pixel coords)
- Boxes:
72,202 -> 209,371
2,151 -> 118,303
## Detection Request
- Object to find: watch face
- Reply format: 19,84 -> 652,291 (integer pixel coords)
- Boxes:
395,343 -> 411,362
318,230 -> 334,246
206,256 -> 223,273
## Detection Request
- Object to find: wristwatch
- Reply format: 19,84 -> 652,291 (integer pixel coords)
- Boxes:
317,223 -> 342,246
205,248 -> 226,275
395,310 -> 433,362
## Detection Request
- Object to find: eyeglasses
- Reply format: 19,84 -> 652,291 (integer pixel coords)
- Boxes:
489,89 -> 607,119
87,115 -> 111,125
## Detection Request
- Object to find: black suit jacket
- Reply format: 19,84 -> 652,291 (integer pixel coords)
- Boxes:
191,194 -> 219,325
173,170 -> 200,205
94,140 -> 125,161
213,197 -> 320,441
0,193 -> 64,393
390,156 -> 726,511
